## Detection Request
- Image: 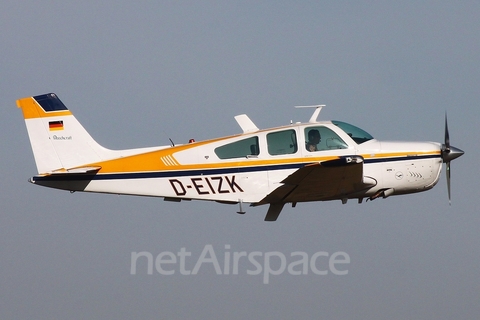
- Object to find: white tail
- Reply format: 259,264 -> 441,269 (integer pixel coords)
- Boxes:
17,93 -> 163,174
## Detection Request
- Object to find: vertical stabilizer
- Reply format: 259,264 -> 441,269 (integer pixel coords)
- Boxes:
17,93 -> 110,174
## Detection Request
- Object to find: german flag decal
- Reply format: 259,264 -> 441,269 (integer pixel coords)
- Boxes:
49,120 -> 64,131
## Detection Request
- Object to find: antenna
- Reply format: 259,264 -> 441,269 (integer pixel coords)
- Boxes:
294,105 -> 326,123
162,130 -> 175,146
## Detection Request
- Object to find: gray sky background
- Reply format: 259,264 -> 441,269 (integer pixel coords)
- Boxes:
1,1 -> 479,319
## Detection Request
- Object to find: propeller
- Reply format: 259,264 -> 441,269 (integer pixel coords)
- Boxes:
441,113 -> 464,204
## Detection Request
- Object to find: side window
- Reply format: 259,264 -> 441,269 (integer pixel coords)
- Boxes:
305,126 -> 348,152
267,129 -> 297,155
215,136 -> 259,159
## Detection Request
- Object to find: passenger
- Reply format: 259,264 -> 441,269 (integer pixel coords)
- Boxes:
306,129 -> 321,152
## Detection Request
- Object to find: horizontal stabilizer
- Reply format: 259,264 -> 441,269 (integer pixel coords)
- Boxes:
49,166 -> 102,175
30,166 -> 101,191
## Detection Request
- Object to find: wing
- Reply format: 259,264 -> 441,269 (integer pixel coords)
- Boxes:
255,156 -> 375,221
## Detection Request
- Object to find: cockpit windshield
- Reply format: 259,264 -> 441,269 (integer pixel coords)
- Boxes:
332,120 -> 374,144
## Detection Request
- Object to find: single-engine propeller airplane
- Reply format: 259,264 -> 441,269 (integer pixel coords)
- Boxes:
17,93 -> 464,221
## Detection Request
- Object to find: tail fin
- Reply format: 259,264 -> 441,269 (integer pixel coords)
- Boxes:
17,93 -> 111,174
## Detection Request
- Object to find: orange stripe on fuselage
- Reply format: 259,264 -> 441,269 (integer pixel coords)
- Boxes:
78,134 -> 441,175
84,141 -> 340,174
361,150 -> 441,159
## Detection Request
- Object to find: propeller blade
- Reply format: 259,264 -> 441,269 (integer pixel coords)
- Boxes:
446,161 -> 451,205
444,113 -> 450,152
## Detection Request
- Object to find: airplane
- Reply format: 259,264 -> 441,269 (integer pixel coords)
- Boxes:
17,93 -> 464,221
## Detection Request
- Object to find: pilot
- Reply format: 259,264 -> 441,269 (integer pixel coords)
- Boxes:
306,129 -> 321,152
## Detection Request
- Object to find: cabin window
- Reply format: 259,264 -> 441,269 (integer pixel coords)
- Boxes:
267,129 -> 298,155
215,136 -> 259,159
304,126 -> 348,152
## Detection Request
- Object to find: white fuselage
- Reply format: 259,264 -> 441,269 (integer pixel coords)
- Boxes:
17,93 -> 462,220
73,121 -> 443,204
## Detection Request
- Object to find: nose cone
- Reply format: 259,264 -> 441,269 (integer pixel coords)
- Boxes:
442,145 -> 464,163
